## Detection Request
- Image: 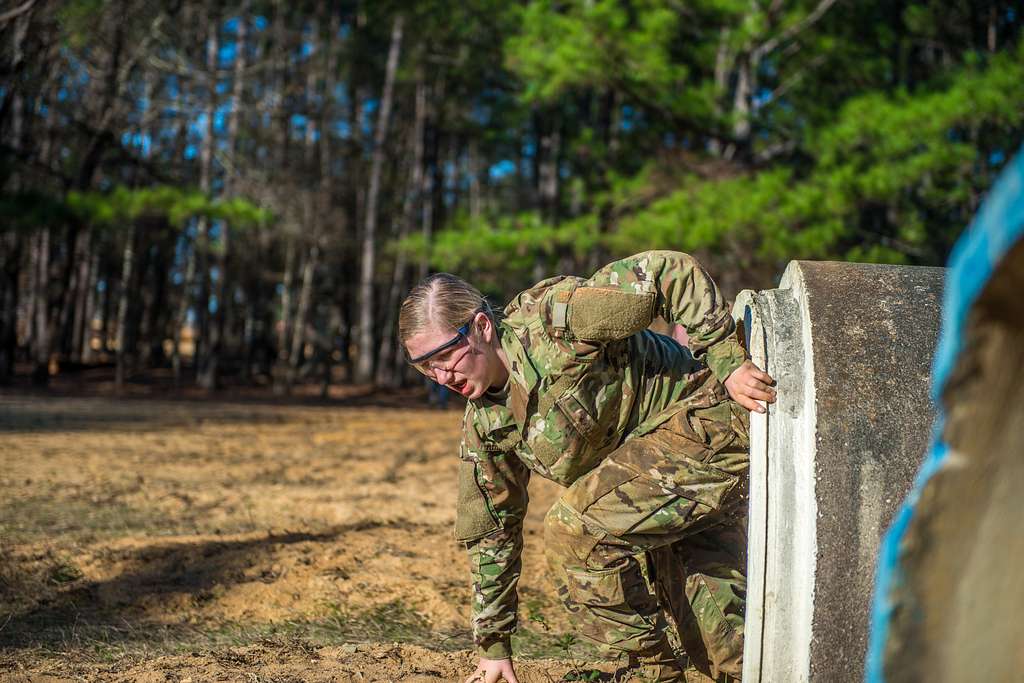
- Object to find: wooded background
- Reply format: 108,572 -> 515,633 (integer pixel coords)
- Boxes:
2,0 -> 1021,392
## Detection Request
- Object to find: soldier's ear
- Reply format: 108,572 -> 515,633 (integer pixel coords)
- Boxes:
474,311 -> 493,342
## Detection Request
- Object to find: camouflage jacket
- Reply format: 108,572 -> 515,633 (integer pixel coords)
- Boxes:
454,250 -> 748,658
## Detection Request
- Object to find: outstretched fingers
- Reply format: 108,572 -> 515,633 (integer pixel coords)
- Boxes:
725,360 -> 778,414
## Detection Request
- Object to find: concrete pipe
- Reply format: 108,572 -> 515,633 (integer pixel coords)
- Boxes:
868,148 -> 1024,682
733,261 -> 944,682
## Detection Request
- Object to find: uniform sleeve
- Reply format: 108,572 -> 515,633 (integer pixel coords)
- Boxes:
457,436 -> 531,659
566,250 -> 747,383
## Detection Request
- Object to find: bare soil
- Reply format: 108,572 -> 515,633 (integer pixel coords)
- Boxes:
0,391 -> 619,682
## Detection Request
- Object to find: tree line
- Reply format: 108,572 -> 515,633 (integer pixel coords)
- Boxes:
1,0 -> 1021,391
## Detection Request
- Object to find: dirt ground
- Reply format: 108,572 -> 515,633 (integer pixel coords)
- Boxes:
0,390 -> 621,682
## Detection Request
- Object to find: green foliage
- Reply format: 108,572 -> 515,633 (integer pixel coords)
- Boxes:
507,0 -> 688,107
208,196 -> 275,228
65,186 -> 273,231
1,185 -> 272,250
398,210 -> 603,288
423,35 -> 1024,279
624,39 -> 1024,261
8,0 -> 1024,387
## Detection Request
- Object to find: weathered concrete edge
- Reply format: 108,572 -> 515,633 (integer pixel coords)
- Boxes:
734,265 -> 819,683
734,289 -> 768,682
778,262 -> 819,683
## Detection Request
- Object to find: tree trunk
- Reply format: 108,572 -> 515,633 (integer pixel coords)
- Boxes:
140,232 -> 169,367
172,238 -> 196,386
337,300 -> 353,382
418,81 -> 441,281
70,233 -> 92,363
316,5 -> 341,395
5,7 -> 46,381
418,169 -> 435,281
30,228 -> 51,384
469,138 -> 483,220
2,5 -> 31,168
271,0 -> 292,179
287,244 -> 319,389
27,81 -> 64,384
709,29 -> 732,158
539,114 -> 561,224
76,10 -> 124,190
727,55 -> 753,161
0,232 -> 21,383
320,304 -> 342,397
98,270 -> 114,355
193,0 -> 220,382
113,64 -> 161,389
281,4 -> 325,392
355,14 -> 403,384
79,250 -> 100,364
114,226 -> 138,391
340,6 -> 367,373
277,237 -> 296,367
241,284 -> 258,382
56,236 -> 81,360
988,4 -> 997,52
268,0 -> 295,387
200,0 -> 248,390
378,73 -> 426,387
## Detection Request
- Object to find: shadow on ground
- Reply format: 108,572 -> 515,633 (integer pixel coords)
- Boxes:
0,521 -> 462,652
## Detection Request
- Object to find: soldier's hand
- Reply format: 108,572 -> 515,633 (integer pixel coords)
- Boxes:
725,360 -> 777,413
465,657 -> 520,683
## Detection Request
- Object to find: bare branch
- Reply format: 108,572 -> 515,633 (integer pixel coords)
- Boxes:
0,0 -> 36,26
752,0 -> 840,63
767,54 -> 826,102
116,13 -> 168,97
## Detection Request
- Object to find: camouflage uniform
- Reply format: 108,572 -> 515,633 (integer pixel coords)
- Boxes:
455,251 -> 749,680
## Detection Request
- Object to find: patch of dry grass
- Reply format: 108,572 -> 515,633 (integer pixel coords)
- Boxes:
0,393 -> 593,680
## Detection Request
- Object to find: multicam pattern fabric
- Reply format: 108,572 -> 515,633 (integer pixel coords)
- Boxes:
455,251 -> 750,666
544,402 -> 750,680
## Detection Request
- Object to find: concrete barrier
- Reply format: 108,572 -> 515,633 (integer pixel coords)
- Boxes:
733,261 -> 944,682
868,148 -> 1024,682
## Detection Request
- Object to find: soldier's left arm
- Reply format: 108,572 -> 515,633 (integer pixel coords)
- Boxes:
559,250 -> 747,383
456,425 -> 531,659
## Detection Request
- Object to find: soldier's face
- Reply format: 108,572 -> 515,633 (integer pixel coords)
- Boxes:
405,313 -> 504,400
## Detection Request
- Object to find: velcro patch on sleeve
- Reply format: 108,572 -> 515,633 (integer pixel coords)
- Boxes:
552,301 -> 569,330
568,287 -> 656,341
454,460 -> 501,542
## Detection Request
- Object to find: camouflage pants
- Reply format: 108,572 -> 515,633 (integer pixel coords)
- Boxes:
544,397 -> 749,680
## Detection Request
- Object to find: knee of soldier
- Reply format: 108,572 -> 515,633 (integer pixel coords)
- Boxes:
544,500 -> 593,566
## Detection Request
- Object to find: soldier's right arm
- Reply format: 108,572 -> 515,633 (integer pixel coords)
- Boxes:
456,423 -> 531,660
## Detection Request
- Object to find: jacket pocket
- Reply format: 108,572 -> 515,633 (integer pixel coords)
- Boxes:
688,401 -> 739,459
529,390 -> 607,484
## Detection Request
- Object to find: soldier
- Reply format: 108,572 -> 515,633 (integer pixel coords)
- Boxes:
399,251 -> 776,683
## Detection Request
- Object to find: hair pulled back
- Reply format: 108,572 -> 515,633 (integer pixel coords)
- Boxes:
398,273 -> 498,346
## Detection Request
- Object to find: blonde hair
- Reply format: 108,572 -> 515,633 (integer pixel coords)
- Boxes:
398,273 -> 497,345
